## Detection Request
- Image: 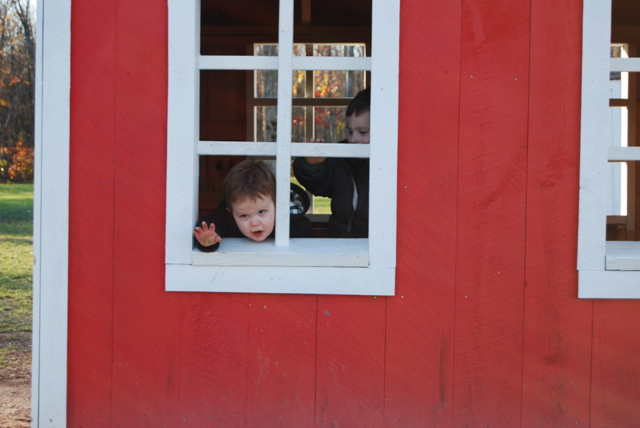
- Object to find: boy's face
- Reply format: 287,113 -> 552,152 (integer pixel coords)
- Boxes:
347,111 -> 370,145
231,195 -> 275,241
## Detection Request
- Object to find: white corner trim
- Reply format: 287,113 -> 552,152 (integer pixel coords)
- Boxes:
32,0 -> 72,426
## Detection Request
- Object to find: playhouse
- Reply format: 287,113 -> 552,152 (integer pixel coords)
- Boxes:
32,0 -> 640,426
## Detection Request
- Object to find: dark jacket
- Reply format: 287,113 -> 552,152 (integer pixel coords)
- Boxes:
293,147 -> 369,238
195,183 -> 313,252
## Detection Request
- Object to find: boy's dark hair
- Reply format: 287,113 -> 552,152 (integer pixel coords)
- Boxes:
346,87 -> 370,117
223,160 -> 276,208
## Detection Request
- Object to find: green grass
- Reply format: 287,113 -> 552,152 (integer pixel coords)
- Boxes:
0,183 -> 33,364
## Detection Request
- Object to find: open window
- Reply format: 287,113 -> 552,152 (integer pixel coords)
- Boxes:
578,0 -> 640,297
165,0 -> 399,294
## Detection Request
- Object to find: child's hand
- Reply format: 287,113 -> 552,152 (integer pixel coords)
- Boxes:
193,222 -> 222,247
306,138 -> 326,164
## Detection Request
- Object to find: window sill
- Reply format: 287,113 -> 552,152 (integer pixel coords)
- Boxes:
606,241 -> 640,270
192,238 -> 369,267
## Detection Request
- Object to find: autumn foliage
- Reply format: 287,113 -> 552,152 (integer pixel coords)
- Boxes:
0,0 -> 34,183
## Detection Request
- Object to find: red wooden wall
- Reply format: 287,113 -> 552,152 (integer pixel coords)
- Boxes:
66,0 -> 640,427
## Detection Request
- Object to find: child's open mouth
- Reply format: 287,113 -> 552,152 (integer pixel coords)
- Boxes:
252,230 -> 263,238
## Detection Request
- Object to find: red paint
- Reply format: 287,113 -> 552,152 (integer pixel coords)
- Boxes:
453,0 -> 530,425
591,301 -> 640,425
384,0 -> 461,426
64,0 -> 640,425
315,296 -> 386,427
521,0 -> 593,425
109,0 -> 181,425
179,293 -> 250,426
246,295 -> 317,427
67,0 -> 117,426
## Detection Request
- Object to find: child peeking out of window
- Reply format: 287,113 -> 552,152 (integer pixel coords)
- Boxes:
193,160 -> 313,252
293,87 -> 370,238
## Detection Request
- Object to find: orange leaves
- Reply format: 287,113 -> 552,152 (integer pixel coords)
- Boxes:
1,141 -> 33,182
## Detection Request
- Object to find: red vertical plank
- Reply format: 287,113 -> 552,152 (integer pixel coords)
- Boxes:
110,0 -> 181,425
246,295 -> 317,427
179,293 -> 250,427
521,0 -> 593,426
314,296 -> 385,428
384,0 -> 461,426
453,0 -> 530,426
67,0 -> 116,425
591,301 -> 640,426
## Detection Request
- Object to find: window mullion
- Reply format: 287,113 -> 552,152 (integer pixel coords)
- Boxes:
275,0 -> 294,246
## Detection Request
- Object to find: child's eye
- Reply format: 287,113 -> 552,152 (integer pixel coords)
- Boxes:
258,209 -> 267,215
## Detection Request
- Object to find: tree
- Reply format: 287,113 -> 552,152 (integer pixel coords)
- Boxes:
0,0 -> 34,182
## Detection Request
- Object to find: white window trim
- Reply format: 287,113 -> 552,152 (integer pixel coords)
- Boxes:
578,0 -> 640,298
166,0 -> 399,294
32,0 -> 71,425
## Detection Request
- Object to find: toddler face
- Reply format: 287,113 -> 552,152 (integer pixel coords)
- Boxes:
231,195 -> 275,241
347,111 -> 370,145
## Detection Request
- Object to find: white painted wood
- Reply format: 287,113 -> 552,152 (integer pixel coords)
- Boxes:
579,270 -> 640,298
291,143 -> 369,158
167,264 -> 395,295
608,146 -> 640,161
292,56 -> 371,71
577,0 -> 611,272
166,0 -> 400,294
607,80 -> 623,216
610,58 -> 640,72
605,241 -> 640,270
198,55 -> 370,71
33,0 -> 71,425
198,141 -> 278,156
31,0 -> 44,424
199,55 -> 278,70
166,0 -> 200,265
192,238 -> 368,267
196,142 -> 370,158
368,0 -> 400,269
275,0 -> 294,246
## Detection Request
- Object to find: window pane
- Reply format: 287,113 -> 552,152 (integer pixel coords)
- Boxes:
314,107 -> 347,142
255,44 -> 306,98
200,70 -> 250,141
200,0 -> 278,56
314,45 -> 366,98
255,106 -> 306,142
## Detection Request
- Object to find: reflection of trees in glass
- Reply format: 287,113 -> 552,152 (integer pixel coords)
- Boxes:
315,107 -> 346,142
314,45 -> 365,98
256,107 -> 306,142
254,44 -> 365,143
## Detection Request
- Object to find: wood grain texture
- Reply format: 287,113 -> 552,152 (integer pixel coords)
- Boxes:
246,295 -> 317,427
109,0 -> 181,425
383,0 -> 461,426
67,0 -> 116,426
591,301 -> 640,426
178,293 -> 250,427
453,0 -> 530,425
521,0 -> 594,425
314,296 -> 385,428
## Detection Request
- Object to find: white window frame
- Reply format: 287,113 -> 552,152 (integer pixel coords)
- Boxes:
166,0 -> 399,294
578,0 -> 640,298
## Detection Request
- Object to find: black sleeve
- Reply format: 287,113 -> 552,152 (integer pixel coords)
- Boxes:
292,157 -> 338,198
290,215 -> 313,238
194,200 -> 242,252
